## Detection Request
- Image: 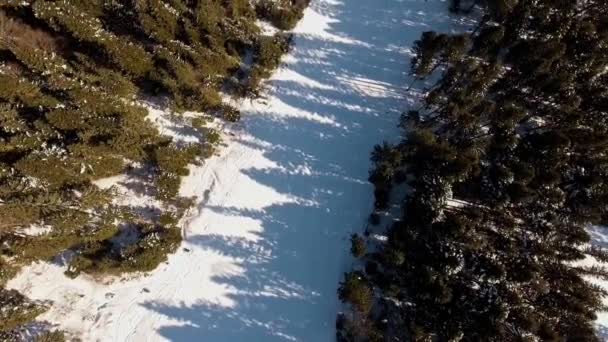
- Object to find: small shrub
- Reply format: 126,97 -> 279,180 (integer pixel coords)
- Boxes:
155,173 -> 181,201
206,128 -> 222,145
255,0 -> 309,30
221,104 -> 241,122
0,289 -> 46,332
152,143 -> 201,201
256,34 -> 291,70
158,212 -> 178,227
67,223 -> 182,276
385,248 -> 405,266
154,144 -> 200,176
0,258 -> 17,286
338,271 -> 373,314
65,254 -> 94,278
350,234 -> 366,258
241,33 -> 291,96
191,116 -> 213,129
34,330 -> 66,342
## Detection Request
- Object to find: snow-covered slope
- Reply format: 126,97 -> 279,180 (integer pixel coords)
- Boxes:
7,1 -> 469,341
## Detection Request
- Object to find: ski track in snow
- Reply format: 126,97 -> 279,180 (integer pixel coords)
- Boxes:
8,1 -> 473,341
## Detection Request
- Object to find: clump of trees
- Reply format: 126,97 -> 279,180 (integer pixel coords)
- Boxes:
0,0 -> 306,336
33,331 -> 66,342
255,0 -> 310,30
0,289 -> 45,335
339,0 -> 608,340
66,219 -> 183,278
240,32 -> 293,96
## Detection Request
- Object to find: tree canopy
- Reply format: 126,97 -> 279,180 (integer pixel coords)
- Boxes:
339,0 -> 608,340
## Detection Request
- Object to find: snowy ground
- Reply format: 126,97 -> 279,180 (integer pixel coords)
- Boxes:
8,1 -> 471,341
586,226 -> 608,339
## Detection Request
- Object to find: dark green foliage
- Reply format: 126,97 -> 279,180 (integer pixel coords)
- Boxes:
0,42 -> 157,261
0,289 -> 45,332
34,331 -> 66,342
221,105 -> 242,122
340,1 -> 608,341
31,1 -> 154,77
256,34 -> 291,70
2,0 -> 293,113
255,0 -> 309,30
205,128 -> 222,145
66,222 -> 182,277
155,173 -> 183,202
0,259 -> 17,287
242,33 -> 292,96
0,0 -> 303,258
338,271 -> 373,314
153,143 -> 201,201
350,234 -> 366,258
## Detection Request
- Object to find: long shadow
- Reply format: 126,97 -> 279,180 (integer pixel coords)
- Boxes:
141,0 -> 466,341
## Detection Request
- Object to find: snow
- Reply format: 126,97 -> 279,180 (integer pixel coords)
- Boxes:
586,225 -> 608,338
257,19 -> 280,36
7,0 -> 470,341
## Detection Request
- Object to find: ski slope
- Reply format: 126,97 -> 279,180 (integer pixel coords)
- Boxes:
7,1 -> 469,341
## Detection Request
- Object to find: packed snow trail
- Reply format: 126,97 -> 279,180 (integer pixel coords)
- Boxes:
8,1 -> 468,341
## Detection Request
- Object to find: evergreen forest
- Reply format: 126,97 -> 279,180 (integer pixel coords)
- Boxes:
0,0 -> 307,339
338,0 -> 608,341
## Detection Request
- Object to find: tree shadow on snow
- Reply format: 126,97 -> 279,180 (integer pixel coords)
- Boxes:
597,324 -> 608,340
141,0 -> 469,341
